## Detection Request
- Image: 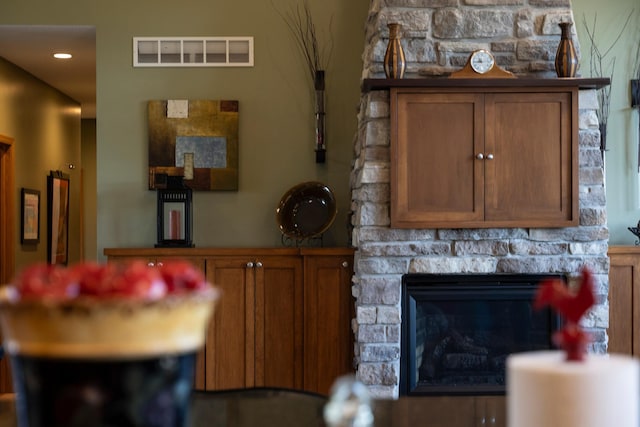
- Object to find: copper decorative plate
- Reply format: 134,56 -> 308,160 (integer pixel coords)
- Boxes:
276,182 -> 337,239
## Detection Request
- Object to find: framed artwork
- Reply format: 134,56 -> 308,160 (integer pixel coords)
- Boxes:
21,188 -> 40,244
47,171 -> 70,265
148,99 -> 239,191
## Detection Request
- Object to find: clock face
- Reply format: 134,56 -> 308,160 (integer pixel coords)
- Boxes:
470,50 -> 495,74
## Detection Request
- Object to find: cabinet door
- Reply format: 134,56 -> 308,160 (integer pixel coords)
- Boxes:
303,254 -> 354,395
0,358 -> 11,394
254,256 -> 304,389
475,396 -> 505,427
204,257 -> 256,390
374,396 -> 476,427
89,254 -> 212,390
391,89 -> 484,228
157,258 -> 207,390
608,247 -> 640,356
484,91 -> 577,226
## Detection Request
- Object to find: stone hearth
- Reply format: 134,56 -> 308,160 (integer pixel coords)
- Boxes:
349,1 -> 608,398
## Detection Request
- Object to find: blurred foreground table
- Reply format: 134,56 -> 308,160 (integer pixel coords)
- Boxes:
0,389 -> 505,427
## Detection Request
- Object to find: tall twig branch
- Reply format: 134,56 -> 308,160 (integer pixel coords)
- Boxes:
634,27 -> 640,80
582,11 -> 633,127
583,10 -> 633,127
633,13 -> 640,170
273,0 -> 333,84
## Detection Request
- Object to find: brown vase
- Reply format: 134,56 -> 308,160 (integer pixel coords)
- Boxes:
555,22 -> 578,78
384,23 -> 406,79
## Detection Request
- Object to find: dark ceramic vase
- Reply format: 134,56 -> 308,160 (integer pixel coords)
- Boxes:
384,23 -> 406,79
10,353 -> 197,427
554,22 -> 578,78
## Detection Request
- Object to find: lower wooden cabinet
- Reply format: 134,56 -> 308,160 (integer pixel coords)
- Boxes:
104,247 -> 354,395
608,246 -> 640,356
374,396 -> 505,427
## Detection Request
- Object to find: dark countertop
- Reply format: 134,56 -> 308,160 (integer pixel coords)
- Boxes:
1,390 -> 506,427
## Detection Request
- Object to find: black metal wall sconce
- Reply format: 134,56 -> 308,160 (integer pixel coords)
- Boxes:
632,79 -> 640,170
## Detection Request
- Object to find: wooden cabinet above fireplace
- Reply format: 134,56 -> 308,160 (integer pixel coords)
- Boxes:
367,78 -> 609,229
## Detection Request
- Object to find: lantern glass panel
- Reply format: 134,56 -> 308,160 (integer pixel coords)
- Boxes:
163,201 -> 186,240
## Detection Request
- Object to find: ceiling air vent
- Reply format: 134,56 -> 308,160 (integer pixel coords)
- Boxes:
133,37 -> 254,67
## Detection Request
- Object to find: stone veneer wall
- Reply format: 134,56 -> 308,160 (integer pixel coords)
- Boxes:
349,0 -> 608,398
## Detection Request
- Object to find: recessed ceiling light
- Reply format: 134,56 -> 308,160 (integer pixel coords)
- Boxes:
53,53 -> 72,59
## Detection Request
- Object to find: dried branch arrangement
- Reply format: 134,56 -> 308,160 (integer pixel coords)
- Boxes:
274,0 -> 332,85
633,21 -> 640,170
581,11 -> 633,152
273,0 -> 333,163
635,44 -> 640,81
634,23 -> 640,81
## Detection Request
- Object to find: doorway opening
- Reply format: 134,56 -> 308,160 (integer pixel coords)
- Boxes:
0,134 -> 15,285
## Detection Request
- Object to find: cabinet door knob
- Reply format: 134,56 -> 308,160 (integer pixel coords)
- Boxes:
147,262 -> 155,267
476,153 -> 484,160
342,261 -> 349,268
255,261 -> 263,268
246,262 -> 254,268
486,153 -> 494,160
156,262 -> 163,267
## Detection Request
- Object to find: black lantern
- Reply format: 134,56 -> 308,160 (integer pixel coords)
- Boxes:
155,176 -> 193,248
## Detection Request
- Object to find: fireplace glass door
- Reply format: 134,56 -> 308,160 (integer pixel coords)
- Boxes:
400,274 -> 563,396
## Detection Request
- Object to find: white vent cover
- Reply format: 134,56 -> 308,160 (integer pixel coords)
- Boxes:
133,37 -> 254,67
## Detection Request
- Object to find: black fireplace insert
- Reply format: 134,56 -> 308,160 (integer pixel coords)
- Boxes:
400,273 -> 564,396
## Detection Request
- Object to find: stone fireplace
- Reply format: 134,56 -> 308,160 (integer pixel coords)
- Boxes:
349,0 -> 608,398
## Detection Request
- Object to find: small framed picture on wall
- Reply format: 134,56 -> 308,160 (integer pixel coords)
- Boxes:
21,188 -> 40,244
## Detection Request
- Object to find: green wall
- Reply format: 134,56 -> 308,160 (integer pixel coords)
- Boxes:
93,0 -> 370,255
1,0 -> 639,262
1,0 -> 369,259
573,0 -> 640,245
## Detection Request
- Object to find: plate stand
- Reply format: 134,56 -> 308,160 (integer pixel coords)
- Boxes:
281,234 -> 324,248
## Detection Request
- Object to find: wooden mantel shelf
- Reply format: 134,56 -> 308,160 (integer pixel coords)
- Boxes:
362,77 -> 610,92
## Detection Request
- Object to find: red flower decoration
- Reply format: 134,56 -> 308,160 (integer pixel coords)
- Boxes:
552,324 -> 591,362
534,267 -> 596,361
